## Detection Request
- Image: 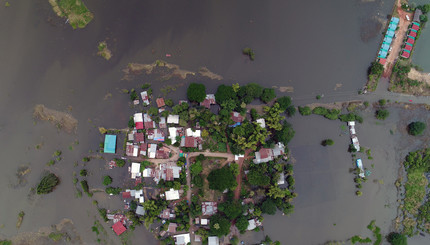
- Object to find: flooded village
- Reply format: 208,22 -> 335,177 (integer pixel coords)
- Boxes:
3,0 -> 430,245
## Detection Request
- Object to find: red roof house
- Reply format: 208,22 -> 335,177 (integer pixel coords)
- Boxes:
378,58 -> 386,65
401,51 -> 410,58
122,191 -> 131,199
406,38 -> 415,45
183,137 -> 197,148
112,221 -> 127,235
230,112 -> 244,123
409,31 -> 417,38
412,24 -> 419,31
135,122 -> 144,130
404,44 -> 413,51
156,98 -> 165,108
134,133 -> 144,143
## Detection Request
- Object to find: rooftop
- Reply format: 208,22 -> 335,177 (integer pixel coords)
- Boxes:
104,135 -> 117,154
156,98 -> 165,108
112,221 -> 127,236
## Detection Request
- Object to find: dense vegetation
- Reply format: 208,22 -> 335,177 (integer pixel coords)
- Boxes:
367,61 -> 384,91
37,173 -> 60,194
408,121 -> 426,136
375,109 -> 389,120
187,83 -> 206,103
102,175 -> 112,186
49,0 -> 94,29
321,139 -> 334,146
207,166 -> 237,192
387,232 -> 407,245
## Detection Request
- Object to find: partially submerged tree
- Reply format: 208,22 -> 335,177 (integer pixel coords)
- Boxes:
187,83 -> 206,103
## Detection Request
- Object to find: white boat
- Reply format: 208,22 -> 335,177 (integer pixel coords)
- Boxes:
356,159 -> 365,178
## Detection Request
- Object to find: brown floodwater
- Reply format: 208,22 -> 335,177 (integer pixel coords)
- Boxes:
5,0 -> 430,244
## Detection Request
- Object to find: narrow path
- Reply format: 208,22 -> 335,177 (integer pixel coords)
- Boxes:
234,150 -> 251,200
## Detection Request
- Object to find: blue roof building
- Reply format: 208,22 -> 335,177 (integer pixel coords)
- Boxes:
384,36 -> 393,44
381,43 -> 390,50
104,135 -> 117,154
388,23 -> 397,31
391,17 -> 400,24
386,30 -> 395,38
378,50 -> 387,58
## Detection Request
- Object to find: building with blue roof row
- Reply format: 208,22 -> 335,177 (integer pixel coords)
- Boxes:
378,17 -> 399,59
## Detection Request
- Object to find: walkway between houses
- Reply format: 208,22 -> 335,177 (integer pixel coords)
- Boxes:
383,0 -> 412,78
234,150 -> 251,200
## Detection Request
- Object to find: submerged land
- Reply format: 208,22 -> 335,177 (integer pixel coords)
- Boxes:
4,0 -> 430,245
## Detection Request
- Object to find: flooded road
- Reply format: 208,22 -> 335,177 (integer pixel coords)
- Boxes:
2,0 -> 424,244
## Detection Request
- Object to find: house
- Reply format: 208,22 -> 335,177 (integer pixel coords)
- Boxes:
134,133 -> 145,143
404,43 -> 413,51
148,144 -> 157,158
277,172 -> 285,185
147,129 -> 165,141
272,142 -> 285,158
256,118 -> 266,128
186,128 -> 201,137
208,236 -> 220,245
202,202 -> 218,216
200,94 -> 216,109
112,221 -> 127,236
128,133 -> 134,141
254,148 -> 273,164
173,233 -> 190,245
134,113 -> 144,130
406,37 -> 415,45
165,188 -> 180,201
247,218 -> 262,230
136,206 -> 145,216
132,189 -> 144,203
160,208 -> 176,219
126,143 -> 139,157
159,117 -> 167,128
122,191 -> 132,199
412,23 -> 420,31
168,223 -> 177,233
200,218 -> 208,226
167,115 -> 180,124
131,162 -> 141,179
169,127 -> 179,144
156,148 -> 170,159
141,91 -> 150,105
104,135 -> 117,154
230,111 -> 244,123
401,50 -> 411,58
140,143 -> 147,156
409,30 -> 417,38
181,136 -> 197,148
143,163 -> 181,183
156,98 -> 165,108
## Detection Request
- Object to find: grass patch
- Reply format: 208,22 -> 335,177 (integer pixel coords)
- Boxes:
48,232 -> 64,241
49,0 -> 94,29
97,41 -> 112,60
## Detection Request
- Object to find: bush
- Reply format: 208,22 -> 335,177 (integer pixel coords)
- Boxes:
37,173 -> 60,194
242,48 -> 255,61
80,169 -> 87,176
190,161 -> 203,176
115,158 -> 126,167
80,180 -> 92,197
260,88 -> 276,103
387,232 -> 407,245
235,216 -> 249,233
420,14 -> 428,23
102,176 -> 112,186
379,99 -> 386,106
192,175 -> 204,188
261,198 -> 277,215
408,121 -> 426,136
276,96 -> 292,111
128,116 -> 134,128
375,109 -> 389,120
187,83 -> 206,103
312,106 -> 327,115
298,106 -> 312,116
106,187 -> 122,195
321,139 -> 334,146
370,61 -> 384,77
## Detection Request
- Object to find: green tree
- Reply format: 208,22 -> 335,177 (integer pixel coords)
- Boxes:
298,106 -> 312,116
148,107 -> 158,116
190,161 -> 203,176
408,121 -> 426,136
261,198 -> 277,215
235,216 -> 249,233
321,139 -> 334,146
370,61 -> 384,77
387,232 -> 407,245
276,96 -> 292,111
219,201 -> 243,220
102,176 -> 112,186
375,109 -> 389,120
187,83 -> 206,102
165,99 -> 174,107
37,173 -> 60,194
192,175 -> 204,188
215,85 -> 237,105
209,214 -> 231,237
264,103 -> 284,130
248,169 -> 270,186
207,166 -> 237,191
274,122 -> 295,145
267,185 -> 286,199
261,88 -> 276,103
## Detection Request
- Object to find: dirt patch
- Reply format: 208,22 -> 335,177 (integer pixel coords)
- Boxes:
278,86 -> 294,93
122,60 -> 195,81
7,218 -> 82,245
97,41 -> 112,60
408,68 -> 430,85
334,83 -> 343,91
11,165 -> 31,188
198,67 -> 223,80
33,104 -> 78,133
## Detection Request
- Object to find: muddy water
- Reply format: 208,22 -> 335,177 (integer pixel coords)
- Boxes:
0,0 -> 401,244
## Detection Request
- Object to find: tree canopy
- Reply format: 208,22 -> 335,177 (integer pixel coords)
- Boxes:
235,216 -> 249,233
215,85 -> 237,105
261,88 -> 276,103
207,166 -> 237,191
261,198 -> 277,215
37,173 -> 60,194
187,83 -> 206,102
408,121 -> 426,136
387,232 -> 407,245
274,122 -> 295,145
190,161 -> 203,176
219,201 -> 243,220
247,169 -> 270,186
209,214 -> 231,237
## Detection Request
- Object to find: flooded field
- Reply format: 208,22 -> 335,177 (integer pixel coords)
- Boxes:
5,0 -> 430,244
